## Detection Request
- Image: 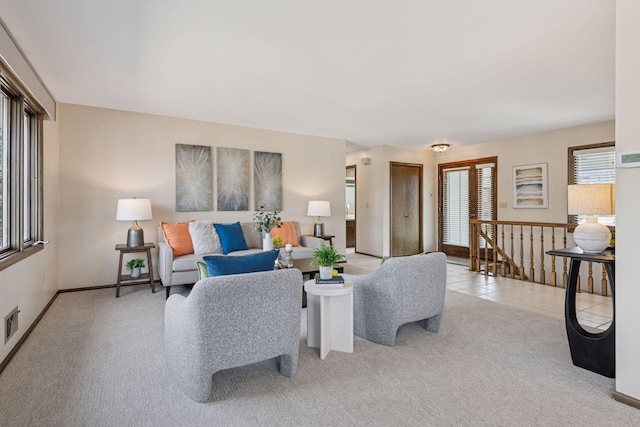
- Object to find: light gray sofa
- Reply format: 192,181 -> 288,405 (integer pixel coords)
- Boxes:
158,221 -> 323,297
165,268 -> 303,402
342,252 -> 447,346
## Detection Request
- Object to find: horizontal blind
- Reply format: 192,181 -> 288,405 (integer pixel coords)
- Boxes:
572,146 -> 615,226
477,164 -> 495,247
443,169 -> 469,246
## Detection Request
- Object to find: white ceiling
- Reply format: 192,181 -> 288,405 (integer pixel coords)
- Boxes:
0,0 -> 615,151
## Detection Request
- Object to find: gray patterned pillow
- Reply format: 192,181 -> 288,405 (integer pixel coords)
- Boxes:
189,221 -> 223,254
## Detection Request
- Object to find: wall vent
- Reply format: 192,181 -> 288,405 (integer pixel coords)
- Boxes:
4,306 -> 19,344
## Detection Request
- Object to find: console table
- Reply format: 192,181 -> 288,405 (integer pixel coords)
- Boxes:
115,243 -> 156,298
546,247 -> 615,378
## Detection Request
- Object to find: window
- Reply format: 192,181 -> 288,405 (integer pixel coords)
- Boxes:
568,142 -> 615,225
0,65 -> 44,270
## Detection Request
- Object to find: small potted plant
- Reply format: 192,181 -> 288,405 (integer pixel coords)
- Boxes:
253,206 -> 282,251
126,258 -> 146,279
311,245 -> 345,279
272,235 -> 283,249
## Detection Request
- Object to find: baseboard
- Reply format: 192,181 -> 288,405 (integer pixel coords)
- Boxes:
613,391 -> 640,410
353,251 -> 382,259
0,291 -> 59,375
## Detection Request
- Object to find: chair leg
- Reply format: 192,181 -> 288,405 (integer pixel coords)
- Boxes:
278,353 -> 299,377
417,313 -> 443,332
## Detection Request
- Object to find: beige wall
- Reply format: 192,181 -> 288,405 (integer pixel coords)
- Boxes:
437,120 -> 615,223
346,145 -> 437,257
58,104 -> 346,289
615,0 -> 640,402
0,119 -> 60,363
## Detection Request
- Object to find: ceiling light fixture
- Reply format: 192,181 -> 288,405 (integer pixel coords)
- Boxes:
431,144 -> 450,153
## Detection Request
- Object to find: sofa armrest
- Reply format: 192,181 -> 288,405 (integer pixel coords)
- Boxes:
158,241 -> 174,287
299,235 -> 324,249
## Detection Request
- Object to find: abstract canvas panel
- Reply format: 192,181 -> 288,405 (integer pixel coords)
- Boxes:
217,147 -> 249,211
254,151 -> 282,210
513,163 -> 548,208
175,144 -> 212,211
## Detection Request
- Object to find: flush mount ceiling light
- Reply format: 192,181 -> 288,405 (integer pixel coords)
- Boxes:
431,144 -> 450,153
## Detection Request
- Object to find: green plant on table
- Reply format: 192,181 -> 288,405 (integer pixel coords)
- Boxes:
310,245 -> 344,267
253,205 -> 282,233
125,258 -> 146,270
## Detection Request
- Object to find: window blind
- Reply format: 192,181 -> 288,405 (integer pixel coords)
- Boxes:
477,164 -> 495,247
443,168 -> 470,246
572,146 -> 615,225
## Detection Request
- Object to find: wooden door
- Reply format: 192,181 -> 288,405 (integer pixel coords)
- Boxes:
390,162 -> 423,256
438,157 -> 497,258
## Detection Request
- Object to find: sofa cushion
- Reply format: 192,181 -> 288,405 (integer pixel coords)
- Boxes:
214,222 -> 249,254
271,221 -> 300,247
203,251 -> 279,277
189,221 -> 222,255
161,221 -> 195,257
196,261 -> 208,280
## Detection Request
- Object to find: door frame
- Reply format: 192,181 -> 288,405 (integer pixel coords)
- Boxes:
346,164 -> 356,249
390,161 -> 423,256
437,156 -> 497,258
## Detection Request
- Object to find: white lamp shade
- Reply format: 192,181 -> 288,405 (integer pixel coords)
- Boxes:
567,184 -> 615,215
307,200 -> 331,217
567,184 -> 614,253
116,198 -> 153,221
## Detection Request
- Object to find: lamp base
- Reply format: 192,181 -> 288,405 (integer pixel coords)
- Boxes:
574,218 -> 611,253
314,221 -> 325,237
127,222 -> 145,247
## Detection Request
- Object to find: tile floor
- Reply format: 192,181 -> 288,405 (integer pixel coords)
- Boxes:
345,250 -> 613,331
446,262 -> 613,331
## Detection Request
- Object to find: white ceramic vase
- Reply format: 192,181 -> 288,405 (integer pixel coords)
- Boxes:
319,265 -> 333,280
263,232 -> 274,251
131,267 -> 141,279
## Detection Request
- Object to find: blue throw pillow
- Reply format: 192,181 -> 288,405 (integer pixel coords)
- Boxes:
203,251 -> 279,277
213,222 -> 249,254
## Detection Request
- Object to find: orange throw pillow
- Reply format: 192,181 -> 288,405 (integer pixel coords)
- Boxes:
161,221 -> 195,257
271,221 -> 300,247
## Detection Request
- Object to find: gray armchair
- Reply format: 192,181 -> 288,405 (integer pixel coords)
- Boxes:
343,252 -> 447,346
164,269 -> 303,402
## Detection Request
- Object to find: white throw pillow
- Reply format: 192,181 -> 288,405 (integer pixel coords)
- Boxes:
189,221 -> 223,255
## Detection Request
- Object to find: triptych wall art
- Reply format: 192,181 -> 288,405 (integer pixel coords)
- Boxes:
175,143 -> 282,212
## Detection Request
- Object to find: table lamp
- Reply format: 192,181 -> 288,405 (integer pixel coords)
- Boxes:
116,198 -> 153,247
567,184 -> 615,253
307,200 -> 331,237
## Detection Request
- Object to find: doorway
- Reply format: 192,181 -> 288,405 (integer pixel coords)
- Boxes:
438,157 -> 497,258
346,165 -> 356,249
390,162 -> 423,256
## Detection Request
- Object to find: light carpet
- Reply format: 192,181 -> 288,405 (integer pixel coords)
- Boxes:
0,284 -> 638,426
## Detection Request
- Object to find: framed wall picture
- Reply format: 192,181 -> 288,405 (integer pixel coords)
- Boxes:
513,163 -> 548,209
216,147 -> 250,211
254,151 -> 282,210
175,143 -> 213,211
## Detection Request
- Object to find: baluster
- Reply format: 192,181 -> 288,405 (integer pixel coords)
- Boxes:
484,225 -> 489,276
476,223 -> 481,274
529,225 -> 535,282
520,225 -> 525,281
469,221 -> 475,271
501,224 -> 506,277
601,267 -> 609,297
492,223 -> 498,276
510,225 -> 515,279
539,226 -> 545,285
587,261 -> 594,294
550,227 -> 557,286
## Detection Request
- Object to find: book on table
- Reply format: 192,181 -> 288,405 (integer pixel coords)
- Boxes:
315,275 -> 345,286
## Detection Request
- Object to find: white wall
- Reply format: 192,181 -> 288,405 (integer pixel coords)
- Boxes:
0,119 -> 59,363
346,145 -> 437,257
615,0 -> 640,402
57,104 -> 347,289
